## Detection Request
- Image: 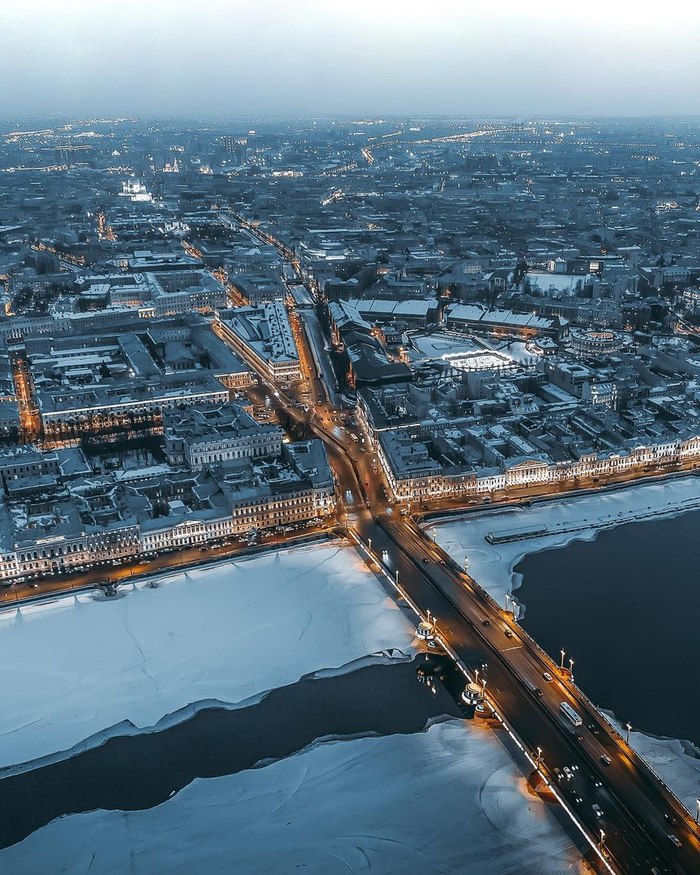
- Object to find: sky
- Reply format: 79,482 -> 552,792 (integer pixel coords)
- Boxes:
1,0 -> 699,119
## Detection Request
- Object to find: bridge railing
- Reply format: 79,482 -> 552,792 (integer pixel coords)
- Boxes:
350,524 -> 618,875
417,518 -> 697,825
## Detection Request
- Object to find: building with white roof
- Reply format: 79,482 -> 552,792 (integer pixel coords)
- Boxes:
445,303 -> 567,339
215,303 -> 301,383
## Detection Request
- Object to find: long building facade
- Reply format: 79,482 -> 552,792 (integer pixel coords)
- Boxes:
375,428 -> 700,501
0,440 -> 335,585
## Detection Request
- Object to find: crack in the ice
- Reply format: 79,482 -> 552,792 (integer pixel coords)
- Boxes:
234,547 -> 344,613
321,850 -> 354,871
356,846 -> 371,870
123,603 -> 160,695
297,612 -> 312,644
266,754 -> 311,819
285,546 -> 343,587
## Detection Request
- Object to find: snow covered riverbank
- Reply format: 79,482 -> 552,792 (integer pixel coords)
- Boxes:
0,538 -> 586,871
0,543 -> 416,770
0,720 -> 584,875
605,714 -> 700,816
430,475 -> 700,608
430,476 -> 700,814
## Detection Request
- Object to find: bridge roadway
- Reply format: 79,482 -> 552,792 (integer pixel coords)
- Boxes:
217,295 -> 699,874
318,430 -> 700,875
353,510 -> 697,874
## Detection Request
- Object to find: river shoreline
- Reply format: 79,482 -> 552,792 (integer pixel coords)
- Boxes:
514,510 -> 700,745
431,477 -> 700,812
0,657 -> 461,850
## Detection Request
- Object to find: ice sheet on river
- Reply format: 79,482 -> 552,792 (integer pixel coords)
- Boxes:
0,720 -> 584,875
431,476 -> 700,814
431,475 -> 700,607
607,716 -> 700,815
0,544 -> 415,769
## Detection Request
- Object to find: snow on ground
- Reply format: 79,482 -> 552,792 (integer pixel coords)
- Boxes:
605,715 -> 700,815
430,476 -> 700,815
430,475 -> 700,608
0,543 -> 416,770
0,720 -> 585,875
491,339 -> 540,365
410,332 -> 485,360
0,540 -> 587,872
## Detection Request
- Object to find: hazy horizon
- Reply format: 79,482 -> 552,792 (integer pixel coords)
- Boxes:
1,1 -> 699,119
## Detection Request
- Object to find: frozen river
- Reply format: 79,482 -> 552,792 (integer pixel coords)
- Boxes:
431,476 -> 700,814
516,509 -> 700,745
0,541 -> 582,872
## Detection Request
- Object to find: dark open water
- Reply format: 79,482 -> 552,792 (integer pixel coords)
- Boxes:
515,510 -> 700,746
0,656 -> 461,850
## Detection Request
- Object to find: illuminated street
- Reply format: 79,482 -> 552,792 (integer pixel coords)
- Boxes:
214,213 -> 700,875
1,11 -> 700,869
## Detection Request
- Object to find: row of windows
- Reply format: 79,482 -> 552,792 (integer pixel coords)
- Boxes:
389,451 -> 697,498
2,505 -> 334,576
191,446 -> 273,464
18,542 -> 86,562
232,498 -> 316,516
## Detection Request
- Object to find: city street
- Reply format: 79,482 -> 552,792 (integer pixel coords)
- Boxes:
213,217 -> 700,872
0,525 -> 335,607
3,12 -> 700,874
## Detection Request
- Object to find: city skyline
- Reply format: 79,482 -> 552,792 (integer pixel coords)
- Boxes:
0,5 -> 699,872
2,1 -> 700,119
